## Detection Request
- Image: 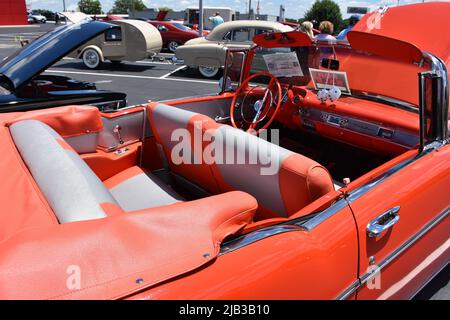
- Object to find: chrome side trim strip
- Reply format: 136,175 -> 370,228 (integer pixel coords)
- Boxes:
302,198 -> 349,230
336,279 -> 360,300
336,206 -> 449,299
219,224 -> 307,255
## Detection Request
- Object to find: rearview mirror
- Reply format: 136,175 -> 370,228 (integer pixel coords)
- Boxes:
321,58 -> 340,70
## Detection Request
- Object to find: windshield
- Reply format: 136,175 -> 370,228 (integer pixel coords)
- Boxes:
228,43 -> 431,108
172,23 -> 191,31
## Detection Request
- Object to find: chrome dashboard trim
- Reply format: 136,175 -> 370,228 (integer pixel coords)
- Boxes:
299,107 -> 418,148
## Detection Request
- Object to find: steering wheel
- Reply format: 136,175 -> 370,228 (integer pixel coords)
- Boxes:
230,72 -> 282,133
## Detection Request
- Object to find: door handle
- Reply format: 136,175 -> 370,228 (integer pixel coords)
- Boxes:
366,206 -> 400,238
113,124 -> 124,145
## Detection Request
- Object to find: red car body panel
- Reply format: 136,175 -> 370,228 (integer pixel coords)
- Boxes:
148,21 -> 200,48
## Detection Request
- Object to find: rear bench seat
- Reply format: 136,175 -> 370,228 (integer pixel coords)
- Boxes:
10,120 -> 183,223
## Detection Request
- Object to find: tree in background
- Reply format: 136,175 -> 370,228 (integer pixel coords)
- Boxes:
78,0 -> 102,14
159,7 -> 174,12
111,0 -> 147,14
304,0 -> 343,34
285,18 -> 300,24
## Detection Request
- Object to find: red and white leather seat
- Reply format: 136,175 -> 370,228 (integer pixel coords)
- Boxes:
148,103 -> 335,219
9,119 -> 184,223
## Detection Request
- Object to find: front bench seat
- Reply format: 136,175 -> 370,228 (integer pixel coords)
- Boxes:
148,103 -> 335,219
10,120 -> 183,223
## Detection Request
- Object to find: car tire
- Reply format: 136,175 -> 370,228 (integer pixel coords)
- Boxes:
168,41 -> 179,53
82,49 -> 101,69
198,66 -> 219,78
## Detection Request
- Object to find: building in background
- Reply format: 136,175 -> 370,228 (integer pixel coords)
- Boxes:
0,0 -> 27,25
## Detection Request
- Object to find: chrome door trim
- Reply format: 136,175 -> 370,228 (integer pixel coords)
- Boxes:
336,206 -> 449,299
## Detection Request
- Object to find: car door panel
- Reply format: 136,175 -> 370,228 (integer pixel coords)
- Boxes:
129,202 -> 359,299
349,145 -> 450,299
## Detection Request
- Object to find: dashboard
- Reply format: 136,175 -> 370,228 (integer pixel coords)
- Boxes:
272,85 -> 419,155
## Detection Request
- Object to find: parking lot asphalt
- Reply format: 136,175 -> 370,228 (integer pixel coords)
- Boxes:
0,24 -> 448,300
0,23 -> 219,106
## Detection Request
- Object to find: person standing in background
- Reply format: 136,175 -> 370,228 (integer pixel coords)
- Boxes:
337,15 -> 360,40
299,21 -> 314,39
315,21 -> 336,41
208,12 -> 224,29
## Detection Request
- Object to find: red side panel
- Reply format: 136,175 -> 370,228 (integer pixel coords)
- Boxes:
0,127 -> 57,242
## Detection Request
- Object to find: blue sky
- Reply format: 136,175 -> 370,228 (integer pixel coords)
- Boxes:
25,0 -> 439,19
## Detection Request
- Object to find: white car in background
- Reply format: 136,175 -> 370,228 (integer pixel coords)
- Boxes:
175,20 -> 293,78
28,12 -> 47,24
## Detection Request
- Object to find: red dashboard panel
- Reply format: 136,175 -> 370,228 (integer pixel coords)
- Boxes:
274,86 -> 419,155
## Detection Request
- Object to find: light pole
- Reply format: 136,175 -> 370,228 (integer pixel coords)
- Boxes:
198,0 -> 204,37
62,0 -> 66,11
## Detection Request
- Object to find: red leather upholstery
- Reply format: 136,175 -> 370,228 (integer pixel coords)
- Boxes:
104,166 -> 184,211
148,103 -> 221,194
0,191 -> 257,299
4,105 -> 103,138
147,103 -> 335,219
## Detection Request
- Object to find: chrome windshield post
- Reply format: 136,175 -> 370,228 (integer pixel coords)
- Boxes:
418,52 -> 449,151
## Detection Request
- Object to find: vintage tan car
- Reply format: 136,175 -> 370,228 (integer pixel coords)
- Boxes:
63,12 -> 162,69
175,20 -> 293,78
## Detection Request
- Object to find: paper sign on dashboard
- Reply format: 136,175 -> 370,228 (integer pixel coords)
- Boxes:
263,52 -> 304,78
309,68 -> 352,94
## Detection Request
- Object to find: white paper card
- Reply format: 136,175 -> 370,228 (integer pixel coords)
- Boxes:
263,52 -> 304,78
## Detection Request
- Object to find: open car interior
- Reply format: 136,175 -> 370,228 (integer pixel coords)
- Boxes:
0,27 -> 436,299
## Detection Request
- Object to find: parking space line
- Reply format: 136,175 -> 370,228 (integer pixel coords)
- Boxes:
45,69 -> 218,85
160,65 -> 188,79
61,57 -> 173,66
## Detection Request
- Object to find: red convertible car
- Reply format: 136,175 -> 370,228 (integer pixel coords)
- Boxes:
0,3 -> 448,299
148,21 -> 202,52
